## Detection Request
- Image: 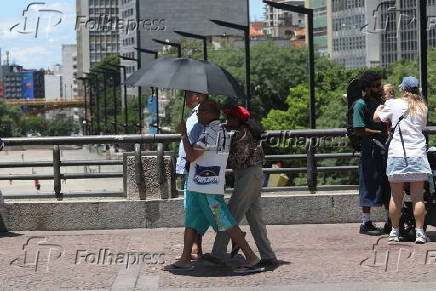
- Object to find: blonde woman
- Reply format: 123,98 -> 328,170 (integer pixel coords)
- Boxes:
374,77 -> 431,244
383,84 -> 396,100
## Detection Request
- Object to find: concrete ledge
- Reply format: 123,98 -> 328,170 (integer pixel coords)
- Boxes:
0,193 -> 385,231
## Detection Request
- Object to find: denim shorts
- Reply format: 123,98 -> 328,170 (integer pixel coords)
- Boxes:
386,157 -> 432,182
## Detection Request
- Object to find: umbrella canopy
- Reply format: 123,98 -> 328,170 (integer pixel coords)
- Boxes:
125,57 -> 245,99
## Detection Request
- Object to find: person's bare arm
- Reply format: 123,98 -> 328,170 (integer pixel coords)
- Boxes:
177,123 -> 205,163
353,128 -> 383,136
373,105 -> 383,123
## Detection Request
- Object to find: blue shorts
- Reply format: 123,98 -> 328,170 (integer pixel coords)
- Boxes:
184,190 -> 237,235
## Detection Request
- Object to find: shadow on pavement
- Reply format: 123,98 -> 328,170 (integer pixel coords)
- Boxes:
0,232 -> 23,238
164,256 -> 290,277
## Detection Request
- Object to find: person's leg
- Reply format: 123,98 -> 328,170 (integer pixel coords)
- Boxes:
211,169 -> 255,259
410,181 -> 426,229
246,193 -> 276,260
200,194 -> 260,267
183,180 -> 203,259
226,226 -> 260,267
389,182 -> 405,228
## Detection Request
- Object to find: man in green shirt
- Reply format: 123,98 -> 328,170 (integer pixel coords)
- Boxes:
353,71 -> 391,235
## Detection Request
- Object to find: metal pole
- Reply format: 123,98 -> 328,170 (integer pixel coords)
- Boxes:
246,0 -> 250,110
122,67 -> 128,134
156,88 -> 160,134
203,38 -> 208,61
89,78 -> 94,135
83,79 -> 88,135
136,0 -> 143,133
112,73 -> 118,134
244,28 -> 251,110
103,73 -> 108,133
308,11 -> 316,129
95,79 -> 101,134
418,0 -> 428,101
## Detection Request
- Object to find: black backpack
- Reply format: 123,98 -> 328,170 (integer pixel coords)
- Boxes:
346,79 -> 364,152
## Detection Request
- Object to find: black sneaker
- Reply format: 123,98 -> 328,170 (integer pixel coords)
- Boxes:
383,220 -> 392,234
359,221 -> 383,236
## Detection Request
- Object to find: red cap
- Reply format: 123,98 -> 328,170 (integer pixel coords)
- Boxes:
223,106 -> 250,122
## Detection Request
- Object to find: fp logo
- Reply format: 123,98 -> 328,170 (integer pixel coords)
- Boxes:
9,2 -> 64,38
10,236 -> 64,272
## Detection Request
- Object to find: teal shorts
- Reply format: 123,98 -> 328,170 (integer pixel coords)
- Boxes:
184,190 -> 237,235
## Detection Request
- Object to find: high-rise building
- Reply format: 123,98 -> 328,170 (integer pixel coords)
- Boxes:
305,0 -> 330,56
264,0 -> 306,38
2,65 -> 23,99
62,44 -> 78,98
76,0 -> 120,94
379,0 -> 436,66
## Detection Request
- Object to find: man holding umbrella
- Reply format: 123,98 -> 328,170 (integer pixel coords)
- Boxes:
175,90 -> 207,260
164,100 -> 264,273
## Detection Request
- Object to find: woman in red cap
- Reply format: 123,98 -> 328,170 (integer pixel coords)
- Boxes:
203,106 -> 278,269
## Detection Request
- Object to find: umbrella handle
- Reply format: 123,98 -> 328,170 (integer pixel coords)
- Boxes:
181,91 -> 187,123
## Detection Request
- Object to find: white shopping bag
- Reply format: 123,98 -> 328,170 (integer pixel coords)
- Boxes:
187,128 -> 232,195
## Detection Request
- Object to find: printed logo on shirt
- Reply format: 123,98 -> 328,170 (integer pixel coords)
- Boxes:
192,164 -> 221,185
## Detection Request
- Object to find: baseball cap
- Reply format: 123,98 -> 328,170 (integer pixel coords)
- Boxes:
399,77 -> 419,93
223,106 -> 250,122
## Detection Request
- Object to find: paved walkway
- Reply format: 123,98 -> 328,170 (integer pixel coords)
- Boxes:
1,224 -> 436,290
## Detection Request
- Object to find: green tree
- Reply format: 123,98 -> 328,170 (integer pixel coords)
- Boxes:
0,100 -> 23,137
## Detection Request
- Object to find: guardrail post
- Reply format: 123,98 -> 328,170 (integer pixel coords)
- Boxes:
156,143 -> 164,185
53,145 -> 63,200
306,137 -> 317,193
135,144 -> 145,187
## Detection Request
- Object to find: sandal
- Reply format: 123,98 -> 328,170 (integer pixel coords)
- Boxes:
163,263 -> 194,271
233,263 -> 265,274
230,231 -> 246,258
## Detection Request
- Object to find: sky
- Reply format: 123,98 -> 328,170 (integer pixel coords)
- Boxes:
0,0 -> 265,70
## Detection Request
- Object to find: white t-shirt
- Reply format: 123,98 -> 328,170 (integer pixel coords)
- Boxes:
378,99 -> 427,158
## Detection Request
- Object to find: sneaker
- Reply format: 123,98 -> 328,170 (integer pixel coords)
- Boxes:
388,230 -> 399,243
359,221 -> 383,236
415,232 -> 429,244
383,220 -> 392,234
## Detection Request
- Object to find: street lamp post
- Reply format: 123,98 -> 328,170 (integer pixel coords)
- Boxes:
107,64 -> 129,134
263,0 -> 315,129
210,19 -> 250,110
418,1 -> 428,101
118,54 -> 143,132
174,31 -> 208,60
94,69 -> 110,133
135,47 -> 160,134
77,76 -> 89,135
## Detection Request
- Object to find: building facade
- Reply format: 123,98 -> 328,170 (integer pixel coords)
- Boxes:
76,0 -> 120,95
264,0 -> 306,38
1,65 -> 23,99
62,44 -> 78,98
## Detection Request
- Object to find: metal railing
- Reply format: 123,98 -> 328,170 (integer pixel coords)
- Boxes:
2,126 -> 435,199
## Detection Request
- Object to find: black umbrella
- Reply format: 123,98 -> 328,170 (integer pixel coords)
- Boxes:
125,57 -> 245,120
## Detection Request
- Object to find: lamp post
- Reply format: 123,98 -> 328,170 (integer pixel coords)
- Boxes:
418,1 -> 428,101
263,0 -> 315,129
107,64 -> 129,134
135,47 -> 160,134
152,39 -> 182,58
94,69 -> 110,133
118,54 -> 143,132
210,19 -> 250,110
77,76 -> 89,135
174,31 -> 208,60
87,72 -> 101,134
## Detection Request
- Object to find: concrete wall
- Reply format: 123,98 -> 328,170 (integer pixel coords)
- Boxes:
0,193 -> 385,231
